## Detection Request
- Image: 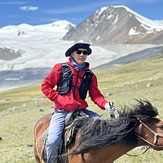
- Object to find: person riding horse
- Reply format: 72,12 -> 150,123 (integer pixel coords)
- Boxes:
41,43 -> 115,163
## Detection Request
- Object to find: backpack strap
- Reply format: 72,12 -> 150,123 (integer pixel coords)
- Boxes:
79,69 -> 93,100
57,63 -> 72,95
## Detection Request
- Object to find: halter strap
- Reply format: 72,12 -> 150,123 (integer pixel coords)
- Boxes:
136,119 -> 163,148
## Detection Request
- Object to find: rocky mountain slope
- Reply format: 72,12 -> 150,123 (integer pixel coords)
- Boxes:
63,6 -> 163,44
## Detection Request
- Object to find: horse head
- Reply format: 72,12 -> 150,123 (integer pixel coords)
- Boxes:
132,100 -> 163,150
135,118 -> 163,150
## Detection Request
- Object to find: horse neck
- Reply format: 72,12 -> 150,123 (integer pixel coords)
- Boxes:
68,141 -> 138,163
100,140 -> 149,162
98,141 -> 137,162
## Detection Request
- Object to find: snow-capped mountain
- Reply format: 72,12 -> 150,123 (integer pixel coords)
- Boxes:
0,20 -> 74,70
0,20 -> 120,71
0,7 -> 162,92
63,5 -> 163,44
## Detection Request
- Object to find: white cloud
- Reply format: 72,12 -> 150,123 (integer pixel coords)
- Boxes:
19,6 -> 39,11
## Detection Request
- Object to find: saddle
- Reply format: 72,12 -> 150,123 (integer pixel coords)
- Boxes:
41,110 -> 88,163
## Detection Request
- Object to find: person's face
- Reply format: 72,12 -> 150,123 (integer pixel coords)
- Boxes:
71,48 -> 89,65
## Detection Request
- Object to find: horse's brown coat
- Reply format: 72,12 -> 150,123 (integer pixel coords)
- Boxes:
34,101 -> 163,163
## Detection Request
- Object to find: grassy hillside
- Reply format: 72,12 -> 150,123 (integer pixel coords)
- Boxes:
0,55 -> 163,163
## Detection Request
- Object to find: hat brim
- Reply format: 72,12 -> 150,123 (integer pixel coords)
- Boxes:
65,43 -> 92,57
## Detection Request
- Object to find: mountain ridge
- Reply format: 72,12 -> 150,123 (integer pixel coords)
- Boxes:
63,5 -> 163,44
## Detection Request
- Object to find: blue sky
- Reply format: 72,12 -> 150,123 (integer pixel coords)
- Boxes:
0,0 -> 162,27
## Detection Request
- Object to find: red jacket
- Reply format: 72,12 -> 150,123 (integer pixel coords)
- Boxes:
41,59 -> 108,111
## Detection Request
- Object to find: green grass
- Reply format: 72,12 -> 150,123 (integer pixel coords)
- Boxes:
0,55 -> 163,163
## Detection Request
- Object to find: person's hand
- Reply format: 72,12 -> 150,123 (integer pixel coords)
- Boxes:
105,102 -> 116,118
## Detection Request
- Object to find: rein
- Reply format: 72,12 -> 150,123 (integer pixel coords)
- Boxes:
136,119 -> 163,148
125,146 -> 150,157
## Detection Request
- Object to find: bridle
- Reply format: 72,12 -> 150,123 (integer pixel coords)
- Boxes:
126,118 -> 163,157
136,119 -> 163,148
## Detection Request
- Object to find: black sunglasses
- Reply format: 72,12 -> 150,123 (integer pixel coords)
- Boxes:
76,50 -> 88,55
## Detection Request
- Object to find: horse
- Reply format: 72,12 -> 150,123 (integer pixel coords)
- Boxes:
34,100 -> 163,163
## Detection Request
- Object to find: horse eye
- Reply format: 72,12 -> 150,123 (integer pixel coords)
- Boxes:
160,125 -> 163,130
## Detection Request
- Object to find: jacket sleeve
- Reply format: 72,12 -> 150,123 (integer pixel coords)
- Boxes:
41,64 -> 62,102
89,74 -> 108,110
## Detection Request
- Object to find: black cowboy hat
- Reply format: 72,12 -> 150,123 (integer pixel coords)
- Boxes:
65,43 -> 92,57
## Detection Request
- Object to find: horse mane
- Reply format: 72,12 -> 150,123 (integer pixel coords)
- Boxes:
70,99 -> 158,155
